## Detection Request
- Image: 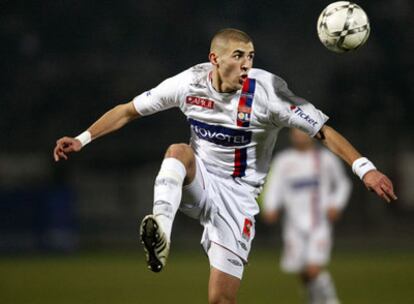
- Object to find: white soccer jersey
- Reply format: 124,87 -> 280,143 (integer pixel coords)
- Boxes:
264,148 -> 352,232
133,63 -> 328,196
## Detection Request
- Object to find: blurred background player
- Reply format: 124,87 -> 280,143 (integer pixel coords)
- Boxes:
263,128 -> 352,304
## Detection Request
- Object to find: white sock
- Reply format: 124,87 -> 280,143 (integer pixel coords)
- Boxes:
318,271 -> 339,304
307,277 -> 324,304
152,158 -> 186,243
307,271 -> 339,304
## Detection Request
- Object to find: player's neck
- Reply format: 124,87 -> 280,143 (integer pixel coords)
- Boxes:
211,70 -> 238,94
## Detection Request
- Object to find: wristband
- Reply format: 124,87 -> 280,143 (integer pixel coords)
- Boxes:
352,157 -> 376,180
75,131 -> 92,147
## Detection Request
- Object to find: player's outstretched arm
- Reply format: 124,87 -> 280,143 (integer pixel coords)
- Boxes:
53,101 -> 140,162
315,125 -> 397,203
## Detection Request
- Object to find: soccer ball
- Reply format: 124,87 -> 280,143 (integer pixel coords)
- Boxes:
317,1 -> 370,53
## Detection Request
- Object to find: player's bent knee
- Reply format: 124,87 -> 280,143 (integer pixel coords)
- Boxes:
305,264 -> 322,280
208,293 -> 236,304
209,286 -> 237,304
165,143 -> 194,165
165,143 -> 196,184
165,144 -> 194,161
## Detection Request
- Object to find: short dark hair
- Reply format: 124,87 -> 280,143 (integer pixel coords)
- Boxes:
210,28 -> 253,52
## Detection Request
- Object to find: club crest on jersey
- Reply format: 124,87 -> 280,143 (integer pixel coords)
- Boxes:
237,78 -> 256,127
290,105 -> 318,127
237,112 -> 250,122
242,218 -> 253,241
186,96 -> 215,109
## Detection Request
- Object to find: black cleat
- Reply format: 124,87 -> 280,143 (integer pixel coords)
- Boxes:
139,215 -> 170,273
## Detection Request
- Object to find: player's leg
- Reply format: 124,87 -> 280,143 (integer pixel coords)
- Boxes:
209,269 -> 240,304
140,143 -> 196,272
208,242 -> 242,304
280,227 -> 306,273
303,228 -> 338,304
302,265 -> 339,304
301,264 -> 322,304
152,143 -> 196,239
280,227 -> 309,302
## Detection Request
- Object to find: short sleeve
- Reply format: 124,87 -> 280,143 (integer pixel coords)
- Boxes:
132,70 -> 189,116
268,75 -> 329,137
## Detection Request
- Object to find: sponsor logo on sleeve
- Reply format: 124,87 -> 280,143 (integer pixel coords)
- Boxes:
186,96 -> 215,109
290,105 -> 318,127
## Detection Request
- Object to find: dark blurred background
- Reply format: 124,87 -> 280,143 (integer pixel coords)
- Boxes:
1,0 -> 413,260
1,1 -> 414,303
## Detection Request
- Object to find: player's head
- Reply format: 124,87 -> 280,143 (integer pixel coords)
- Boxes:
289,128 -> 314,151
209,28 -> 255,92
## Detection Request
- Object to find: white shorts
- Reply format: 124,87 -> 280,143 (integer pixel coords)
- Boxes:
208,242 -> 244,279
280,225 -> 332,273
180,156 -> 259,267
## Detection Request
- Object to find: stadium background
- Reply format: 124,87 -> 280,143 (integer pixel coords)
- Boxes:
1,0 -> 413,303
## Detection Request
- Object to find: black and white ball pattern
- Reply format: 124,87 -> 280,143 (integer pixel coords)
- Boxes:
317,1 -> 370,53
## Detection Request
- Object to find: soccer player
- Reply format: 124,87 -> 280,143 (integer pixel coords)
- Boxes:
263,128 -> 352,304
53,28 -> 397,304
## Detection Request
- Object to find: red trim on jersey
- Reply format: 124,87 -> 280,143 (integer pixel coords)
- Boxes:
311,150 -> 321,229
236,78 -> 255,127
233,78 -> 256,177
233,149 -> 242,177
232,148 -> 248,177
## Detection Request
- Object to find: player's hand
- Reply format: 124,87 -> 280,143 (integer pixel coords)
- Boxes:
362,170 -> 397,203
53,136 -> 82,162
327,207 -> 340,222
262,211 -> 279,224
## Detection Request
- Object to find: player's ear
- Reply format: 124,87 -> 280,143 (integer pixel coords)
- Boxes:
209,52 -> 219,66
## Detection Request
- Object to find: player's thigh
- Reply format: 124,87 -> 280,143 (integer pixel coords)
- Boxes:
208,242 -> 243,303
307,227 -> 332,266
208,242 -> 244,279
164,143 -> 196,184
208,267 -> 240,304
180,156 -> 211,219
